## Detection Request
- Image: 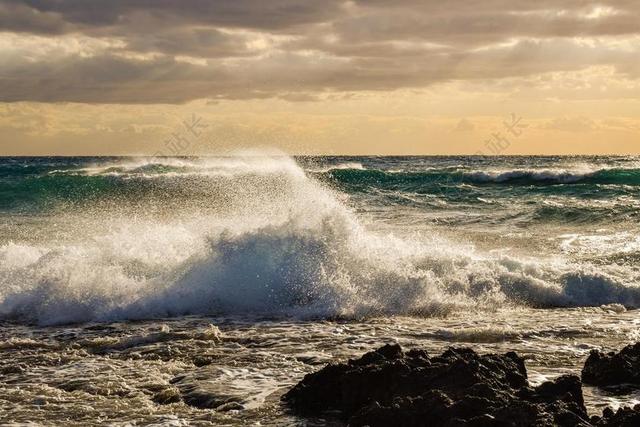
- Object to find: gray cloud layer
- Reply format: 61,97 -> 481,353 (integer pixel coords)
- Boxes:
1,0 -> 639,103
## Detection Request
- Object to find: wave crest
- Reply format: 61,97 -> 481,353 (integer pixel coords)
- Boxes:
325,166 -> 640,187
1,155 -> 639,325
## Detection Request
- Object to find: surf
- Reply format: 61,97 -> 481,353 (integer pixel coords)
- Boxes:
0,154 -> 639,325
322,166 -> 640,187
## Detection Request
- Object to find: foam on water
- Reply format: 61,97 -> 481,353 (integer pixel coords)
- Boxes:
466,167 -> 600,184
1,154 -> 639,325
307,161 -> 366,173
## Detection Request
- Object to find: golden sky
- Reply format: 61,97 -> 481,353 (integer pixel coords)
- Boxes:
0,1 -> 639,155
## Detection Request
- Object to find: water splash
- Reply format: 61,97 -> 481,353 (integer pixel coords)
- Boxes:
0,154 -> 639,325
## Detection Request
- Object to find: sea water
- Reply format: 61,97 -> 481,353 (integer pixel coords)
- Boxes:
0,154 -> 639,424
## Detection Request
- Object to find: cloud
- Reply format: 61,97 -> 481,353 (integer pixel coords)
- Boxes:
543,116 -> 599,132
3,0 -> 344,32
453,119 -> 475,132
0,0 -> 639,103
0,1 -> 69,34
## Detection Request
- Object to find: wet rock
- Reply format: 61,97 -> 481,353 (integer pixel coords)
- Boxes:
192,355 -> 216,367
582,343 -> 640,388
0,363 -> 26,375
284,344 -> 592,427
591,405 -> 640,426
152,386 -> 182,405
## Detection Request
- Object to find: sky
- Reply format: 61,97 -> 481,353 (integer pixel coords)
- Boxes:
0,0 -> 639,155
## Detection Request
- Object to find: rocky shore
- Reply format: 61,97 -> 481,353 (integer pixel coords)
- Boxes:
582,343 -> 640,389
284,343 -> 640,426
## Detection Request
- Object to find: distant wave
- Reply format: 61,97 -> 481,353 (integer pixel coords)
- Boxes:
323,166 -> 640,187
5,163 -> 636,213
1,154 -> 639,325
464,168 -> 640,184
308,162 -> 366,173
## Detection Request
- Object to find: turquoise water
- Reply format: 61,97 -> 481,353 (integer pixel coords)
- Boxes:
0,155 -> 639,324
2,155 -> 639,222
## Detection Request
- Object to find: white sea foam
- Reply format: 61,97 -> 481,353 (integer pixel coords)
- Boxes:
1,154 -> 639,325
466,167 -> 599,183
308,162 -> 366,173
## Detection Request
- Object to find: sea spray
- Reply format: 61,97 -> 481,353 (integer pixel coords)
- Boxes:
0,154 -> 639,325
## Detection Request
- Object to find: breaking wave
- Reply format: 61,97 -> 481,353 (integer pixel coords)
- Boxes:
0,154 -> 639,325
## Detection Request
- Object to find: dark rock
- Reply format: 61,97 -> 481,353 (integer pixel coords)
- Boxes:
283,344 -> 592,426
152,386 -> 181,405
0,364 -> 26,375
593,404 -> 640,426
582,343 -> 640,389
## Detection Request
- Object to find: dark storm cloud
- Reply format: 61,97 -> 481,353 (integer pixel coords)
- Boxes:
123,28 -> 256,58
0,0 -> 639,103
3,0 -> 343,31
0,1 -> 69,34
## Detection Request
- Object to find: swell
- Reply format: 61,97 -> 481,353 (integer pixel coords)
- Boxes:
0,155 -> 639,325
0,157 -> 303,212
323,167 -> 640,187
0,174 -> 150,211
2,162 -> 638,212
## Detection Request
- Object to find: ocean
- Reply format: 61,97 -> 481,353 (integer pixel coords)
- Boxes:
1,154 -> 639,425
